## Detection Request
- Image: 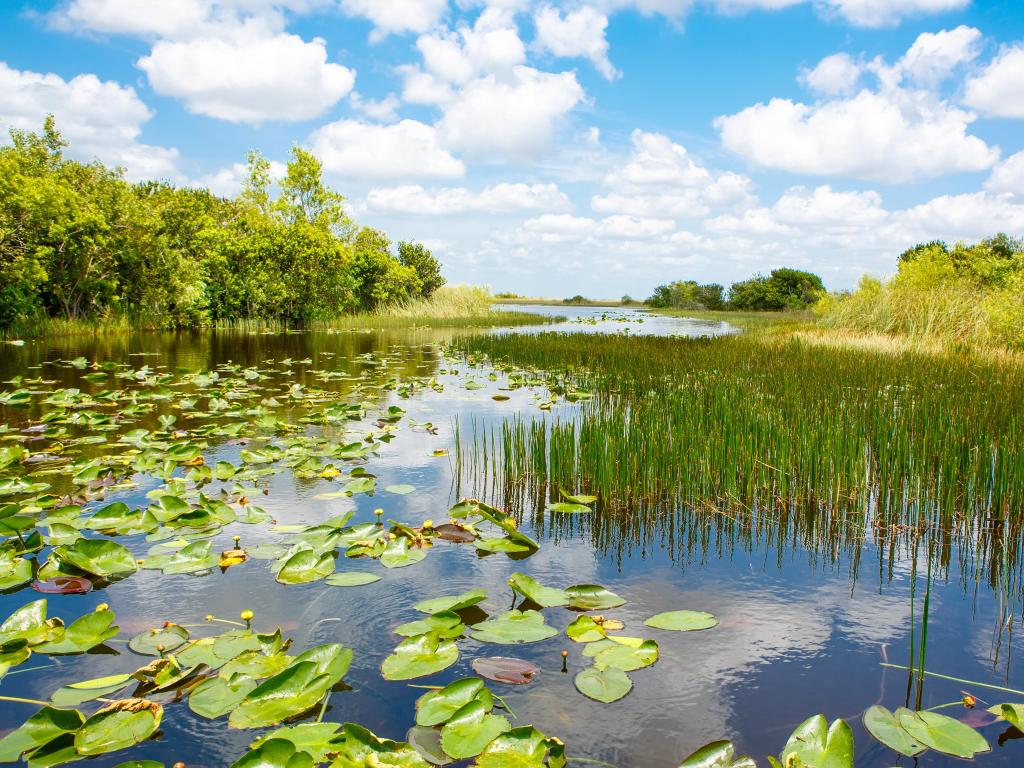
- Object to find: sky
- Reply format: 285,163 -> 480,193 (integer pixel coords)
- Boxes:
1,0 -> 1023,297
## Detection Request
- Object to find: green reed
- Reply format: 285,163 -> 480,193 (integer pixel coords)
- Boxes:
451,332 -> 1024,589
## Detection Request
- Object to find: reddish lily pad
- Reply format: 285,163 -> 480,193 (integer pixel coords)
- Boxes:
32,577 -> 93,595
471,657 -> 540,685
434,524 -> 476,543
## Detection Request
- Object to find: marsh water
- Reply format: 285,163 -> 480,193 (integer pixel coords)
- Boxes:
0,308 -> 1021,768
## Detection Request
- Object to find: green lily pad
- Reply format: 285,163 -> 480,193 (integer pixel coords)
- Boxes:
381,538 -> 428,569
473,726 -> 565,768
34,608 -> 118,654
189,673 -> 259,719
545,503 -> 592,514
386,484 -> 416,495
440,700 -> 511,760
0,556 -> 32,591
588,639 -> 659,671
678,740 -> 757,768
574,666 -> 632,704
231,738 -> 315,768
559,488 -> 597,504
508,573 -> 569,608
896,708 -> 989,759
416,678 -> 493,727
128,623 -> 189,656
329,723 -> 429,768
644,611 -> 718,632
0,706 -> 84,762
415,589 -> 487,614
470,611 -> 557,645
228,661 -> 333,729
989,703 -> 1024,731
408,726 -> 454,766
566,615 -> 606,643
74,699 -> 163,756
276,549 -> 335,584
53,539 -> 138,577
395,611 -> 465,639
382,632 -> 459,681
779,715 -> 855,768
325,571 -> 381,587
564,584 -> 625,611
50,674 -> 134,708
250,723 -> 344,763
862,705 -> 926,757
145,540 -> 219,575
0,600 -> 63,647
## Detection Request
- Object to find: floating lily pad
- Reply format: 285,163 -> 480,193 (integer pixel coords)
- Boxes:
128,624 -> 189,656
897,708 -> 990,759
381,538 -> 428,569
678,740 -> 756,768
74,699 -> 163,756
574,666 -> 632,704
229,661 -> 333,729
546,503 -> 592,514
434,524 -> 476,543
587,639 -> 659,671
52,539 -> 138,578
385,484 -> 416,495
189,673 -> 259,719
470,610 -> 557,645
31,576 -> 92,595
780,715 -> 856,768
325,571 -> 381,587
474,726 -> 565,768
644,611 -> 718,632
382,632 -> 459,681
34,607 -> 118,654
440,700 -> 511,760
330,723 -> 429,768
0,706 -> 84,762
415,589 -> 487,614
408,726 -> 454,766
566,615 -> 607,643
565,584 -> 625,611
471,657 -> 540,685
508,573 -> 569,608
276,549 -> 335,584
395,611 -> 465,639
416,679 -> 493,727
231,738 -> 314,768
51,674 -> 134,708
989,703 -> 1024,731
863,706 -> 926,758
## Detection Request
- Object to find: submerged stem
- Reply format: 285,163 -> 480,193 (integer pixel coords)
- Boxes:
881,664 -> 1024,697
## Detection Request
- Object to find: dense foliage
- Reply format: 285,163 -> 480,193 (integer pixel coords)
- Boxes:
817,234 -> 1024,348
645,269 -> 823,311
0,118 -> 444,330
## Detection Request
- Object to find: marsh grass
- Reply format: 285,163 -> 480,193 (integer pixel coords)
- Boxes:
452,331 -> 1024,586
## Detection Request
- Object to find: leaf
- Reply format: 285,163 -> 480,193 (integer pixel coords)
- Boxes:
471,657 -> 539,685
779,715 -> 856,768
230,738 -> 315,768
0,600 -> 62,647
228,662 -> 332,729
677,740 -> 757,768
276,549 -> 335,584
989,703 -> 1024,731
566,615 -> 606,643
440,700 -> 511,759
0,706 -> 84,762
644,611 -> 718,632
559,488 -> 597,504
330,723 -> 429,768
386,484 -> 416,495
564,584 -> 625,611
508,573 -> 569,608
896,708 -> 989,759
74,699 -> 163,756
189,673 -> 259,719
416,678 -> 491,727
0,557 -> 32,591
470,610 -> 558,645
407,726 -> 454,766
50,674 -> 134,708
589,639 -> 659,671
395,611 -> 465,639
53,539 -> 138,577
545,503 -> 592,515
574,666 -> 632,704
249,723 -> 344,763
381,538 -> 428,569
863,705 -> 926,757
34,608 -> 118,654
325,571 -> 381,587
382,632 -> 459,681
128,624 -> 189,656
473,727 -> 563,768
30,577 -> 92,595
415,589 -> 487,614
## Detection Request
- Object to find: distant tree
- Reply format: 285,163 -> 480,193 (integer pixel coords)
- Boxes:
563,295 -> 589,305
398,241 -> 445,298
621,294 -> 634,305
728,269 -> 824,311
350,227 -> 420,309
645,280 -> 724,310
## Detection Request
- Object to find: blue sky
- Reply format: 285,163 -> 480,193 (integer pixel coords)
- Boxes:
2,0 -> 1023,297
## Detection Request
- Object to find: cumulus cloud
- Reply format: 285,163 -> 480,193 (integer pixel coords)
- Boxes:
364,183 -> 572,215
350,92 -> 401,121
816,0 -> 970,28
800,53 -> 862,95
985,152 -> 1024,199
964,45 -> 1024,119
716,31 -> 1000,183
0,61 -> 178,180
534,5 -> 619,80
340,0 -> 449,40
137,17 -> 355,123
309,119 -> 466,181
54,0 -> 210,37
195,159 -> 288,197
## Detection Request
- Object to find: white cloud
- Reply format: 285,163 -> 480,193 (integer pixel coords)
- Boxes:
309,119 -> 466,181
800,53 -> 861,95
598,214 -> 675,238
196,159 -> 288,197
985,152 -> 1024,199
364,182 -> 572,215
340,0 -> 449,40
716,89 -> 997,183
898,25 -> 981,86
816,0 -> 970,28
55,0 -> 210,37
437,66 -> 585,158
534,5 -> 619,80
523,213 -> 596,242
137,18 -> 355,123
350,92 -> 401,121
522,212 -> 674,243
964,45 -> 1024,119
892,192 -> 1024,243
606,130 -> 713,189
0,61 -> 178,180
772,185 -> 887,227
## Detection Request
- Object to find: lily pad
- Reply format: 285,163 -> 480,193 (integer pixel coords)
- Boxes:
386,484 -> 416,495
474,726 -> 565,768
330,723 -> 429,768
564,584 -> 625,611
395,611 -> 465,639
51,673 -> 134,708
276,549 -> 335,584
644,611 -> 718,632
325,571 -> 381,587
989,703 -> 1024,731
382,632 -> 459,681
415,589 -> 487,614
189,673 -> 259,719
128,624 -> 189,656
74,699 -> 163,756
779,715 -> 855,768
471,657 -> 540,685
34,607 -> 118,654
381,538 -> 428,569
53,539 -> 138,578
545,503 -> 592,515
416,679 -> 493,727
508,573 -> 569,608
31,576 -> 93,595
440,700 -> 511,760
231,738 -> 315,768
0,706 -> 84,762
897,708 -> 990,759
566,615 -> 606,643
678,740 -> 757,768
574,666 -> 632,704
863,705 -> 926,758
588,639 -> 659,671
470,611 -> 558,645
229,661 -> 333,729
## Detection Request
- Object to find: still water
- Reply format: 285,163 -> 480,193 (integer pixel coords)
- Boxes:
0,311 -> 1019,768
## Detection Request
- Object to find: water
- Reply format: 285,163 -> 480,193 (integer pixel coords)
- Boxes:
0,315 -> 1020,768
492,303 -> 739,337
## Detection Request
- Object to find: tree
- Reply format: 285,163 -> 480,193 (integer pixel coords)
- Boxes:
278,146 -> 353,237
398,241 -> 445,298
728,269 -> 824,311
645,280 -> 724,310
350,227 -> 420,310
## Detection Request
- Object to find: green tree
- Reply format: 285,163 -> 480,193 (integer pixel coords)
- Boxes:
398,241 -> 445,297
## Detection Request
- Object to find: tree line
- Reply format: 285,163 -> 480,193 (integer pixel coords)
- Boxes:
645,268 -> 825,311
0,118 -> 444,330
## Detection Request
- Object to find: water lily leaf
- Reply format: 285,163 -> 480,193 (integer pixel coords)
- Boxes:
559,488 -> 597,505
0,556 -> 32,591
220,649 -> 292,680
416,678 -> 492,727
475,538 -> 532,554
896,708 -> 989,759
289,643 -> 352,687
250,723 -> 344,763
434,524 -> 476,543
128,624 -> 189,656
74,698 -> 163,756
574,666 -> 632,704
153,540 -> 220,575
34,608 -> 118,654
342,476 -> 376,496
508,573 -> 569,608
30,576 -> 92,595
395,611 -> 465,639
51,673 -> 134,708
230,737 -> 314,768
545,503 -> 592,515
329,723 -> 429,768
228,661 -> 332,729
590,639 -> 658,671
473,726 -> 564,768
415,590 -> 487,614
382,632 -> 459,681
407,726 -> 454,766
276,549 -> 335,584
470,610 -> 557,645
440,700 -> 511,759
988,703 -> 1024,730
566,616 -> 606,643
0,706 -> 84,762
53,539 -> 137,577
863,706 -> 926,757
780,715 -> 855,768
644,611 -> 718,632
677,740 -> 757,768
325,571 -> 381,587
112,761 -> 165,768
471,657 -> 539,685
0,600 -> 62,647
189,673 -> 258,719
381,538 -> 428,569
564,585 -> 625,611
386,484 -> 416,495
